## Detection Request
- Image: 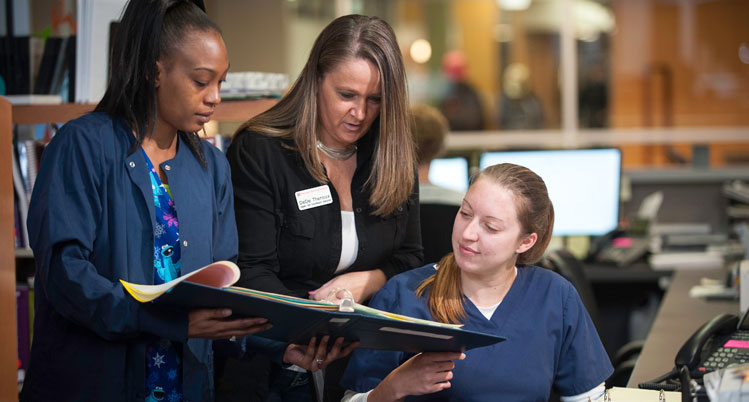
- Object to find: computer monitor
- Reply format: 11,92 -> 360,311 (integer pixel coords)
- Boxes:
479,148 -> 621,237
428,157 -> 470,193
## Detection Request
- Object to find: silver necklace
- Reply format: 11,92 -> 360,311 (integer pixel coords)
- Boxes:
316,140 -> 357,161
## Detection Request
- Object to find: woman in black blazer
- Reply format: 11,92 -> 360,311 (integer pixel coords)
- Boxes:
225,14 -> 423,402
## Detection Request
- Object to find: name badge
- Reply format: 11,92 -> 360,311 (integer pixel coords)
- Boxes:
295,185 -> 333,211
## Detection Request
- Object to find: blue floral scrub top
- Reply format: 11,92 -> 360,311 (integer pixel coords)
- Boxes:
143,150 -> 183,402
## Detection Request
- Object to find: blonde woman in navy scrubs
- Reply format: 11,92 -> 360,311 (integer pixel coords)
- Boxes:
341,163 -> 613,402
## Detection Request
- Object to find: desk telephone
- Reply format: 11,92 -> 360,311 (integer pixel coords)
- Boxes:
587,229 -> 650,267
675,312 -> 749,377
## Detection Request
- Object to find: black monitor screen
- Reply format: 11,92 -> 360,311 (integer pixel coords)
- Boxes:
479,149 -> 621,237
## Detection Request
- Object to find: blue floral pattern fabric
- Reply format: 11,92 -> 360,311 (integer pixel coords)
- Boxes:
143,149 -> 183,402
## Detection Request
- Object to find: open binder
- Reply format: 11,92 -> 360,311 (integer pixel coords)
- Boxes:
121,261 -> 505,353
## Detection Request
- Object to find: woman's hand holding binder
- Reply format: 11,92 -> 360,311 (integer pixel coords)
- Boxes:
368,351 -> 466,401
187,307 -> 272,339
282,335 -> 359,371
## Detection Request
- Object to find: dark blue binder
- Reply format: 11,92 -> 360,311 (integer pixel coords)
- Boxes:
155,281 -> 505,353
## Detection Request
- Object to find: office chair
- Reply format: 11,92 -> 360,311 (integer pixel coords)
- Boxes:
542,248 -> 600,329
540,248 -> 643,388
419,203 -> 460,264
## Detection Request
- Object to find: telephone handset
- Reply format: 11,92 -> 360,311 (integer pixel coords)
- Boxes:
674,313 -> 739,373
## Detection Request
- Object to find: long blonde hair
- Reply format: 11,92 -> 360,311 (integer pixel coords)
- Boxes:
236,15 -> 414,216
416,163 -> 555,324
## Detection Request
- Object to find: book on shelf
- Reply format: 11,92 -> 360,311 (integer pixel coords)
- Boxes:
121,261 -> 505,353
0,36 -> 31,94
16,285 -> 30,371
33,37 -> 63,95
11,148 -> 30,248
0,32 -> 74,102
28,277 -> 35,345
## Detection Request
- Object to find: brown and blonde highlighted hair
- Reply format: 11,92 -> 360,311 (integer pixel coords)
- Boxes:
416,163 -> 555,324
236,14 -> 413,216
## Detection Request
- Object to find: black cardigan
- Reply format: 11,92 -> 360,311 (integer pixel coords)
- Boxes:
226,129 -> 423,298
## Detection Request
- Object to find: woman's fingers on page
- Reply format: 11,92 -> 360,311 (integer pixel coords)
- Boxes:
308,283 -> 330,301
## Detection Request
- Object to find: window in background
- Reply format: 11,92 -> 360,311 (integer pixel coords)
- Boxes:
268,0 -> 749,168
604,0 -> 749,167
496,0 -> 562,130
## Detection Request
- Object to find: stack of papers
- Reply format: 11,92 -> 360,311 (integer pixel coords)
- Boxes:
220,71 -> 289,100
704,363 -> 749,402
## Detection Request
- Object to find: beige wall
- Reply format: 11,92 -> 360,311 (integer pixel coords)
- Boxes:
206,0 -> 286,74
205,0 -> 288,133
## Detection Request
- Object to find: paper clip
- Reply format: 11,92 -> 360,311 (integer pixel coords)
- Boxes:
659,389 -> 665,401
325,288 -> 355,312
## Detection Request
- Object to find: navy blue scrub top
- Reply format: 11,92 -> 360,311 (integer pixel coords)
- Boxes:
341,264 -> 613,401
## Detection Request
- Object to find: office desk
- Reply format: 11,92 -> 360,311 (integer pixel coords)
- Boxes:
584,263 -> 672,285
582,263 -> 671,359
627,268 -> 738,387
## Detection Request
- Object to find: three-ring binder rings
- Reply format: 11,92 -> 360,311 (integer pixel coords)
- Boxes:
602,387 -> 680,401
121,261 -> 505,353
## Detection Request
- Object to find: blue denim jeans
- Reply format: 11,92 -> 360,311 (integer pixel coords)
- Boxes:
266,369 -> 314,402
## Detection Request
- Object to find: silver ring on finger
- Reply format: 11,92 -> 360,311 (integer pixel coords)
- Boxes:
316,358 -> 324,366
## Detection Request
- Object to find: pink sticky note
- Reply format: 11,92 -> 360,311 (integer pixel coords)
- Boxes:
724,340 -> 749,349
612,237 -> 633,248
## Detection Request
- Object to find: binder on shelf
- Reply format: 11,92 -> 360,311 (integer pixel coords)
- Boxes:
11,147 -> 29,248
122,261 -> 505,353
27,277 -> 34,345
33,36 -> 63,94
0,36 -> 31,94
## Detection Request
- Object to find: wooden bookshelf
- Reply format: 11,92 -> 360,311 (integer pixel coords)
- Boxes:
0,97 -> 19,402
11,98 -> 277,125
